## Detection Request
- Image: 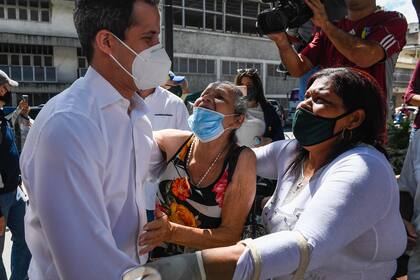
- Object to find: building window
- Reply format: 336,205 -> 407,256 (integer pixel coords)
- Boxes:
170,0 -> 266,36
0,43 -> 56,82
77,48 -> 88,77
0,0 -> 50,22
173,56 -> 216,75
221,60 -> 262,75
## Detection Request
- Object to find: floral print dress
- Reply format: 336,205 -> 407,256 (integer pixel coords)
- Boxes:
153,134 -> 245,257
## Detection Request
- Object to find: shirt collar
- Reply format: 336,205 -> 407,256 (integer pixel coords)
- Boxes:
83,67 -> 129,109
83,67 -> 149,118
130,91 -> 149,119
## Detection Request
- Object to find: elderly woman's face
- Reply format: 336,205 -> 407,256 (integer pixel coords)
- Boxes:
194,83 -> 237,115
298,77 -> 346,118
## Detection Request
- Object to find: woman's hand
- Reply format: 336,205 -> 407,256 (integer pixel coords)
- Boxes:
139,209 -> 173,255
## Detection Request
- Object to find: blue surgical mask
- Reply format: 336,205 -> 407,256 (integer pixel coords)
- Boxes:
188,107 -> 237,143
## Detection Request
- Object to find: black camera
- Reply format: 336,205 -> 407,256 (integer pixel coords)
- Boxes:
256,0 -> 315,36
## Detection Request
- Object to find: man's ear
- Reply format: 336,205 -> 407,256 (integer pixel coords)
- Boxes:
347,109 -> 366,130
95,30 -> 114,56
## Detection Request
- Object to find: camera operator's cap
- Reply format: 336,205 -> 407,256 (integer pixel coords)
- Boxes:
168,71 -> 185,83
0,70 -> 18,88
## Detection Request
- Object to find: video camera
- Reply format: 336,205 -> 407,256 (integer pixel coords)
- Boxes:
256,0 -> 315,36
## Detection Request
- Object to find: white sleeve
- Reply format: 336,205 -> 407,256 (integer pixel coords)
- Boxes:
253,143 -> 280,180
22,113 -> 138,280
253,140 -> 295,180
398,131 -> 420,196
145,136 -> 166,182
235,153 -> 400,279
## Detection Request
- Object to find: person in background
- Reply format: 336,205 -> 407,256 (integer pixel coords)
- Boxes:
10,97 -> 34,154
0,71 -> 31,280
404,60 -> 420,140
19,0 -> 171,279
234,68 -> 285,148
164,71 -> 190,97
140,71 -> 190,222
138,82 -> 256,257
164,72 -> 196,115
287,0 -> 347,101
398,128 -> 420,279
268,0 -> 407,116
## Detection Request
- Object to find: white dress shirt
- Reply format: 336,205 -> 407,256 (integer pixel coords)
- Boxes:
143,86 -> 190,210
20,67 -> 157,280
143,86 -> 190,132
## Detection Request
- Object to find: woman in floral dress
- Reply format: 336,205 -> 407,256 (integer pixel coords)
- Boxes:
139,81 -> 256,256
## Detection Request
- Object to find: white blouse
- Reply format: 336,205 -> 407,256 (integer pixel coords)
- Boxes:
234,140 -> 406,280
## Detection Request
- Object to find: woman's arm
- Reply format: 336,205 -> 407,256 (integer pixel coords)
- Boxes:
185,152 -> 404,280
139,148 -> 256,253
153,129 -> 192,162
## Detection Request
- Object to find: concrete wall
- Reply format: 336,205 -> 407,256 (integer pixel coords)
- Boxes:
54,46 -> 78,83
174,28 -> 279,61
186,74 -> 218,93
266,76 -> 299,98
0,0 -> 77,38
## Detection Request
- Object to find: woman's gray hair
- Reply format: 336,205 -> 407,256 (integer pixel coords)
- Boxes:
207,81 -> 247,116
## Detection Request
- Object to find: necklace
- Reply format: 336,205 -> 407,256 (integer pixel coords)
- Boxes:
186,138 -> 227,187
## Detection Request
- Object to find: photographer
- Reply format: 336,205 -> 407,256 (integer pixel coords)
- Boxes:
268,0 -> 407,108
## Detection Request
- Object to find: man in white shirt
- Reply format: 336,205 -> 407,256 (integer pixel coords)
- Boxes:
19,0 -> 170,279
141,81 -> 190,222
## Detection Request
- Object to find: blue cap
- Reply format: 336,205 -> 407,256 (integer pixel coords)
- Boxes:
168,71 -> 185,83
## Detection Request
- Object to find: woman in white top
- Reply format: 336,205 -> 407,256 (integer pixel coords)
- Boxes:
138,68 -> 407,280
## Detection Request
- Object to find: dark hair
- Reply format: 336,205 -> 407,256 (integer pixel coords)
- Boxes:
234,69 -> 267,105
287,67 -> 387,175
74,0 -> 160,63
308,67 -> 387,150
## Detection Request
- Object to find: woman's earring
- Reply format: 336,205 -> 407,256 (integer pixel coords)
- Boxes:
341,128 -> 353,142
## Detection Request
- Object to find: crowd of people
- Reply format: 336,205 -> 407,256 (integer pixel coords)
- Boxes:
0,0 -> 419,279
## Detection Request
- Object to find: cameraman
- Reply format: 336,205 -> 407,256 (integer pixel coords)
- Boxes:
268,0 -> 407,108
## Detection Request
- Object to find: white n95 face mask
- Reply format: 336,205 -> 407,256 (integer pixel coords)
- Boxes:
109,34 -> 172,90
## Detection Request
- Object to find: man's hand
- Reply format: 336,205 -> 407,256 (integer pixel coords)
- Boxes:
305,0 -> 329,29
18,99 -> 30,116
267,32 -> 290,49
138,208 -> 173,255
0,216 -> 5,237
